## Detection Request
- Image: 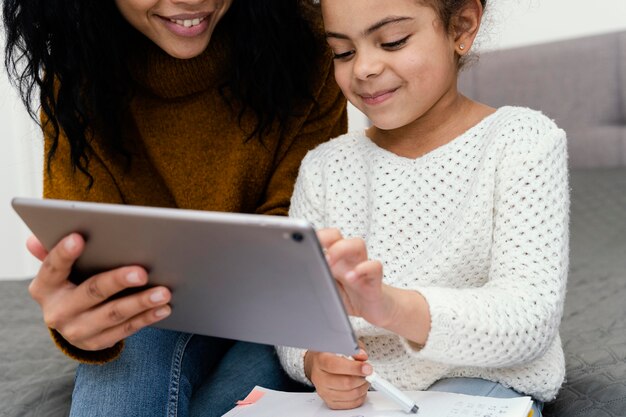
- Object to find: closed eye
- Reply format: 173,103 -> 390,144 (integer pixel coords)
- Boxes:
381,35 -> 410,50
333,50 -> 355,60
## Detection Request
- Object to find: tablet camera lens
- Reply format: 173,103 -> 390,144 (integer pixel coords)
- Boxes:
291,232 -> 304,242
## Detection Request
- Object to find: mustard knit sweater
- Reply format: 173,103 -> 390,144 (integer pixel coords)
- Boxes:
43,24 -> 347,364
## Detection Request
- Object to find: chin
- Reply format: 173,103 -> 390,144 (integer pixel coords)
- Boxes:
367,117 -> 405,131
163,45 -> 207,59
152,35 -> 211,59
169,51 -> 205,60
356,104 -> 410,131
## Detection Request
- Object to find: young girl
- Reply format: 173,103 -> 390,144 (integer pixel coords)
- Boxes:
277,0 -> 568,415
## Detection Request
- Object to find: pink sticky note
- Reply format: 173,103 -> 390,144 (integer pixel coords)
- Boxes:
236,389 -> 265,406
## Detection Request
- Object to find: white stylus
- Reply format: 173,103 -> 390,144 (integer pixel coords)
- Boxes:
366,372 -> 419,414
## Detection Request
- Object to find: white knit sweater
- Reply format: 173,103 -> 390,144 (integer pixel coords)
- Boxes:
277,106 -> 569,402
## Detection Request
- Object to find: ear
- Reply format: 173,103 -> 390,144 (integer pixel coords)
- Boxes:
451,0 -> 483,56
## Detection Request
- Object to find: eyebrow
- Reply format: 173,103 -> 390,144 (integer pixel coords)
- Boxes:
326,16 -> 413,40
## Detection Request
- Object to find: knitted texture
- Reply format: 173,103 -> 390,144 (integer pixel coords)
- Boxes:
277,106 -> 569,402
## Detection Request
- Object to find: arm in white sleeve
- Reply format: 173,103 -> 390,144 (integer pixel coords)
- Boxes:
405,127 -> 569,368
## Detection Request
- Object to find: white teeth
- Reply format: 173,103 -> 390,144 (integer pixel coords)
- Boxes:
170,17 -> 204,28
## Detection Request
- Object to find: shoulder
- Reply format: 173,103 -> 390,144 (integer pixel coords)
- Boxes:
299,131 -> 368,172
488,106 -> 567,158
294,131 -> 369,198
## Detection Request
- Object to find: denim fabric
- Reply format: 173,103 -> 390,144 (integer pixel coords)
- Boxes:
69,327 -> 310,417
428,377 -> 543,417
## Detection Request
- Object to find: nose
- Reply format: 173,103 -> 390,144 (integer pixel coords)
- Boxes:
352,50 -> 383,80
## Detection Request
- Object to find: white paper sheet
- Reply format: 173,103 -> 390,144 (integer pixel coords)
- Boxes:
223,386 -> 533,417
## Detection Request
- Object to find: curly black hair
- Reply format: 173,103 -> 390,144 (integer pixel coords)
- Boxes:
3,0 -> 322,185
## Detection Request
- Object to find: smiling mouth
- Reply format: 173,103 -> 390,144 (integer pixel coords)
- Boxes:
360,88 -> 398,99
168,16 -> 207,28
359,88 -> 399,105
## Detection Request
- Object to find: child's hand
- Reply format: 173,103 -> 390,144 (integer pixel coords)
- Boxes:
304,348 -> 371,410
317,228 -> 431,347
319,230 -> 395,327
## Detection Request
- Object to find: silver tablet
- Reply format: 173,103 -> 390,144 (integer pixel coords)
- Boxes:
12,197 -> 359,355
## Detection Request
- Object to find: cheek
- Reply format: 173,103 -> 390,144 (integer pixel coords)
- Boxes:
115,1 -> 151,34
404,51 -> 453,88
397,55 -> 430,88
333,65 -> 354,97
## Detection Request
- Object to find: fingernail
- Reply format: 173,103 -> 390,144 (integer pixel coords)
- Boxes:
155,306 -> 170,318
150,290 -> 166,303
362,363 -> 373,375
126,271 -> 142,285
64,235 -> 77,251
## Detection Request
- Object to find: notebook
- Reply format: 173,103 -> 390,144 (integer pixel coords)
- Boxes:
223,386 -> 534,417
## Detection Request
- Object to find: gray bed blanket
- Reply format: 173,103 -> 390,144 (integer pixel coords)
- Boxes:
1,168 -> 625,417
544,168 -> 626,417
0,282 -> 74,417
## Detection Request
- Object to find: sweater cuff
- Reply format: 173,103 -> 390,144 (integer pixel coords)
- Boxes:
50,328 -> 124,364
276,346 -> 314,387
398,286 -> 456,361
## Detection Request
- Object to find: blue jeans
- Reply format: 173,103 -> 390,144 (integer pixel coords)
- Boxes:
428,377 -> 543,417
69,327 -> 311,417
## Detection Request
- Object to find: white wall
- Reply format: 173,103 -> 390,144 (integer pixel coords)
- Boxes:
479,0 -> 626,51
2,0 -> 626,279
0,69 -> 43,279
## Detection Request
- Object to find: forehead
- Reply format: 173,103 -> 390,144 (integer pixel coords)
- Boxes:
321,0 -> 421,16
321,0 -> 432,30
